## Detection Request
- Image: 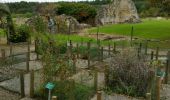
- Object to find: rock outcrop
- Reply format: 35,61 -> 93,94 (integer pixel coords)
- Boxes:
26,14 -> 91,34
97,0 -> 140,25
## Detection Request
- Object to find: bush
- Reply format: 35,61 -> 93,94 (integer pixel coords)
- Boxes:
56,3 -> 97,25
0,29 -> 5,36
140,7 -> 161,17
9,24 -> 30,43
35,80 -> 95,100
106,48 -> 152,97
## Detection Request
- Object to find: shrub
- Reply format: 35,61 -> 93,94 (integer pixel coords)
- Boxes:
9,24 -> 30,43
35,80 -> 95,100
0,29 -> 5,36
106,48 -> 152,97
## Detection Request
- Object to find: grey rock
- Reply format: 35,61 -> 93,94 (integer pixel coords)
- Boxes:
97,0 -> 140,25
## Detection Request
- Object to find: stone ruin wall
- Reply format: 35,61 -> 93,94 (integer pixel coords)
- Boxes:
97,0 -> 140,25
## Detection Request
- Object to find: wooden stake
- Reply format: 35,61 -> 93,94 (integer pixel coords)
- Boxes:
20,72 -> 25,98
27,41 -> 30,61
130,26 -> 134,47
146,93 -> 151,100
156,76 -> 161,100
97,90 -> 102,100
10,43 -> 12,56
87,41 -> 91,68
139,43 -> 142,53
26,51 -> 30,72
94,71 -> 98,91
151,51 -> 154,60
73,54 -> 76,73
108,43 -> 111,56
69,40 -> 73,58
165,60 -> 169,84
30,70 -> 34,98
101,47 -> 103,61
76,43 -> 79,58
167,51 -> 170,72
145,40 -> 148,55
113,42 -> 116,53
155,47 -> 159,60
81,38 -> 83,46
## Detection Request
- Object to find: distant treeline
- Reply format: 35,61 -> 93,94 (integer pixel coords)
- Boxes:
6,0 -> 170,17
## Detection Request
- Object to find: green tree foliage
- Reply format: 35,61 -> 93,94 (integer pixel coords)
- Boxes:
162,0 -> 170,15
7,1 -> 37,14
33,16 -> 47,34
9,24 -> 30,43
56,3 -> 97,24
133,0 -> 169,17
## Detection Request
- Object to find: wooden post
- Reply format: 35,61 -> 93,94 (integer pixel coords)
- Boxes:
81,38 -> 83,46
101,47 -> 103,61
155,47 -> 159,60
165,60 -> 169,84
156,76 -> 161,100
167,51 -> 170,72
69,40 -> 73,58
104,65 -> 109,87
20,72 -> 25,98
130,26 -> 134,47
1,49 -> 5,59
30,70 -> 34,98
97,47 -> 100,61
137,47 -> 140,59
27,41 -> 30,61
151,51 -> 154,60
108,43 -> 111,56
113,42 -> 116,53
145,40 -> 148,55
146,93 -> 151,100
98,40 -> 101,48
97,41 -> 100,61
97,90 -> 102,100
73,54 -> 76,73
10,43 -> 12,57
94,70 -> 98,91
87,41 -> 91,68
35,38 -> 39,60
52,96 -> 57,100
76,43 -> 79,58
139,43 -> 142,53
26,50 -> 30,72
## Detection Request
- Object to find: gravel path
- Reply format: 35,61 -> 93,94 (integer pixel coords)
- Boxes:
0,87 -> 20,100
161,84 -> 170,100
91,91 -> 144,100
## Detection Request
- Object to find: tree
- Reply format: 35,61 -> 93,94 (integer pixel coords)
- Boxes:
56,3 -> 97,25
0,3 -> 15,44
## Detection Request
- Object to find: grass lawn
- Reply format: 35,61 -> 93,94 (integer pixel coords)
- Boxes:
0,29 -> 5,36
88,19 -> 170,49
41,34 -> 114,46
88,19 -> 170,40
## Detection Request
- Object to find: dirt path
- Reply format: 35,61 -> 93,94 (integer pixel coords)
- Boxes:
78,29 -> 129,41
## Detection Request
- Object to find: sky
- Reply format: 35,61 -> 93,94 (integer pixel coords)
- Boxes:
0,0 -> 92,3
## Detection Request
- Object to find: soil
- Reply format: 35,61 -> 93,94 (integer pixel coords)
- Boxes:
78,29 -> 129,41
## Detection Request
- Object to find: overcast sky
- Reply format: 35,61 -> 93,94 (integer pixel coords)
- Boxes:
0,0 -> 93,3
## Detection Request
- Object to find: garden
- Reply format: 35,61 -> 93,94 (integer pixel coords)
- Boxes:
0,1 -> 170,100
